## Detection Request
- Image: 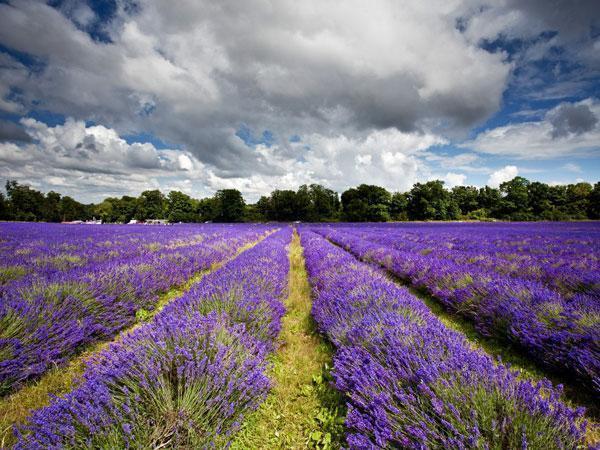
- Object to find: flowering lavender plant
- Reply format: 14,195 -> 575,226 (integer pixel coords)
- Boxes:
312,224 -> 600,395
301,229 -> 588,449
15,227 -> 291,448
0,223 -> 271,395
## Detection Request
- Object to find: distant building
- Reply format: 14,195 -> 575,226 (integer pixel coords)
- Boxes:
145,219 -> 168,225
62,218 -> 102,224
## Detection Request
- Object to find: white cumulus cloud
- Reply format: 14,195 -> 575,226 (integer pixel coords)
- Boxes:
443,172 -> 467,188
488,165 -> 519,188
463,99 -> 600,159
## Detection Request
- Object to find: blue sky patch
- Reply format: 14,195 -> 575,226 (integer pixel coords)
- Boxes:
236,125 -> 275,147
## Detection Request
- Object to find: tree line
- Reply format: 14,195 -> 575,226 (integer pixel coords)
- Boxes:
1,177 -> 599,223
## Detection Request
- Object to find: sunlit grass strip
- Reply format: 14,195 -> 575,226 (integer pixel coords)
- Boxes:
0,235 -> 267,448
14,228 -> 291,449
231,230 -> 345,449
300,230 -> 588,449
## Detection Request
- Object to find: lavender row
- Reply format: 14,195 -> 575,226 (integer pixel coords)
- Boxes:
0,223 -> 247,290
15,227 -> 292,449
300,230 -> 588,449
326,222 -> 600,299
0,224 -> 271,395
351,226 -> 598,305
314,226 -> 600,395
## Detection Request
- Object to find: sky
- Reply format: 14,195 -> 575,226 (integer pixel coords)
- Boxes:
0,0 -> 599,203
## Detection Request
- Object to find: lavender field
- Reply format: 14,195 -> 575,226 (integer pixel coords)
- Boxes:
1,222 -> 598,448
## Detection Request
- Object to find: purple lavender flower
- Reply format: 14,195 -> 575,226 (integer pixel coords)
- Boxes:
15,227 -> 292,448
0,223 -> 273,394
300,229 -> 588,449
310,222 -> 600,394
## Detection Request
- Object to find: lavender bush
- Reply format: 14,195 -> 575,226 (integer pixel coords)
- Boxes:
329,222 -> 599,300
300,229 -> 588,449
0,223 -> 271,395
15,227 -> 291,448
312,224 -> 600,395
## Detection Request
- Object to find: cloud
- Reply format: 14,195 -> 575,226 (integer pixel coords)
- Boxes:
0,1 -> 597,198
16,117 -> 187,173
463,99 -> 600,158
1,117 -> 453,201
563,162 -> 582,173
488,165 -> 519,188
443,172 -> 467,188
0,117 -> 210,200
458,0 -> 600,102
297,128 -> 447,193
0,120 -> 31,142
0,0 -> 511,177
461,0 -> 600,45
548,103 -> 598,138
59,1 -> 96,28
423,151 -> 489,173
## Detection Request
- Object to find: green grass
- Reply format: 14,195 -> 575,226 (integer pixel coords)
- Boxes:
0,265 -> 27,284
0,235 -> 269,448
231,230 -> 346,450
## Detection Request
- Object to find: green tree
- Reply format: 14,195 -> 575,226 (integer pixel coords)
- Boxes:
0,192 -> 8,220
268,190 -> 298,221
548,185 -> 567,209
341,184 -> 391,221
5,180 -> 45,221
167,190 -> 196,222
407,180 -> 459,220
42,191 -> 62,222
305,184 -> 340,221
564,182 -> 592,219
92,196 -> 135,223
94,198 -> 117,223
243,203 -> 266,222
115,196 -> 138,223
213,189 -> 245,222
588,182 -> 600,219
136,190 -> 166,220
477,186 -> 501,217
498,176 -> 532,220
255,196 -> 271,220
527,182 -> 555,219
390,192 -> 408,221
451,186 -> 479,216
59,195 -> 89,222
295,185 -> 312,221
197,197 -> 217,222
278,184 -> 342,222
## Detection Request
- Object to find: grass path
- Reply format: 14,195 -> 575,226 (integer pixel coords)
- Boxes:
231,230 -> 345,450
0,232 -> 273,448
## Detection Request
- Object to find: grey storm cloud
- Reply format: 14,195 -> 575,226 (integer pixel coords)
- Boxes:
549,103 -> 598,138
0,0 -> 598,201
0,0 -> 511,172
0,120 -> 31,142
504,0 -> 600,42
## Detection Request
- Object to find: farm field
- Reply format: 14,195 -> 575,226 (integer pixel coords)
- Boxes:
311,223 -> 600,397
0,222 -> 598,448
